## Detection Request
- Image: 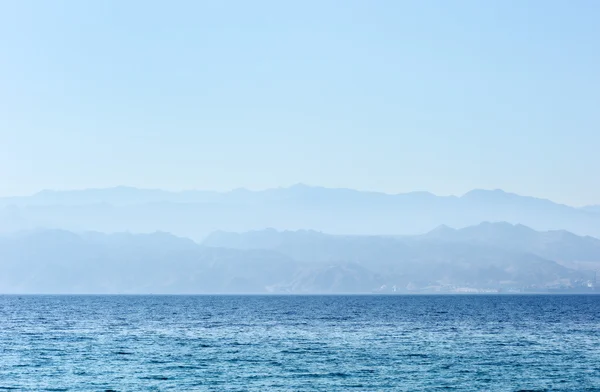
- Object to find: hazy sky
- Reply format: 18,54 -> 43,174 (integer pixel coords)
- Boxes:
1,1 -> 599,205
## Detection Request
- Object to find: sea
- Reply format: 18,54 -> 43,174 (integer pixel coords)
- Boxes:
1,295 -> 599,391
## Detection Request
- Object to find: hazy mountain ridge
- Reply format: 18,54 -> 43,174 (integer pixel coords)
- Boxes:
0,185 -> 578,208
0,229 -> 298,294
581,205 -> 600,214
1,223 -> 595,294
204,222 -> 600,264
2,185 -> 600,239
0,185 -> 452,207
419,222 -> 600,263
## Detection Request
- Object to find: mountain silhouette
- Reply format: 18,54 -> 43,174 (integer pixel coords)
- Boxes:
1,224 -> 596,294
1,185 -> 600,239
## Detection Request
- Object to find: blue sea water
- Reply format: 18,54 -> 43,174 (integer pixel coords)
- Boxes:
1,295 -> 599,391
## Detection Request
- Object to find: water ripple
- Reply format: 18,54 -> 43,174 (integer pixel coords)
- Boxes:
0,295 -> 599,391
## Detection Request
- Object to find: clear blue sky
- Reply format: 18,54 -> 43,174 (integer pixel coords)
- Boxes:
1,0 -> 599,205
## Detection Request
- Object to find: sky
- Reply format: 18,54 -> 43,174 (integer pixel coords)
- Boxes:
1,0 -> 599,206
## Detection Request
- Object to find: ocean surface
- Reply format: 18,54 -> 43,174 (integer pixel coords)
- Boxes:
1,295 -> 599,391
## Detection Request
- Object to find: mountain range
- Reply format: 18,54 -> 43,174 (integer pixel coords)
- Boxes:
1,185 -> 600,240
1,222 -> 598,294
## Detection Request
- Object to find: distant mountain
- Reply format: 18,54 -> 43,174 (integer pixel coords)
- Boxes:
0,226 -> 593,294
0,230 -> 297,294
205,222 -> 600,264
204,224 -> 597,290
205,223 -> 600,290
581,205 -> 600,214
1,185 -> 600,239
419,221 -> 600,263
